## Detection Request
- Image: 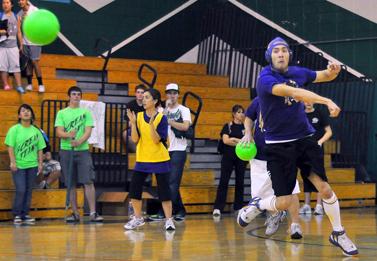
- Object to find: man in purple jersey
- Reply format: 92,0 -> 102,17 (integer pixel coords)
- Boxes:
243,97 -> 302,239
237,37 -> 358,257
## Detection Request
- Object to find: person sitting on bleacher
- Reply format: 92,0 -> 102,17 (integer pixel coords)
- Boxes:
36,129 -> 61,189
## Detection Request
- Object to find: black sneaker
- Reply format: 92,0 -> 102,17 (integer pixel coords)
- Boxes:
329,230 -> 358,256
65,213 -> 80,223
149,213 -> 165,221
90,212 -> 104,222
174,213 -> 186,222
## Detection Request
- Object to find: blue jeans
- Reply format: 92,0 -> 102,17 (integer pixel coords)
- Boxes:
12,167 -> 38,217
169,151 -> 187,215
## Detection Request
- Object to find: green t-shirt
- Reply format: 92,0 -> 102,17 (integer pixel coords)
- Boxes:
4,124 -> 46,169
54,107 -> 94,151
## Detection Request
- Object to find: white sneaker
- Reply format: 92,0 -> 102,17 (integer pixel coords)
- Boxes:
165,218 -> 176,231
212,209 -> 221,217
299,204 -> 312,215
124,216 -> 145,230
329,230 -> 358,256
290,223 -> 303,239
314,204 -> 324,215
13,215 -> 22,225
25,84 -> 33,91
237,197 -> 262,227
38,85 -> 45,93
265,211 -> 286,236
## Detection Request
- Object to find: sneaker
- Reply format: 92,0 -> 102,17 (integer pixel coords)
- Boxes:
4,85 -> 11,91
13,216 -> 22,225
149,213 -> 165,221
38,85 -> 45,93
237,197 -> 262,227
290,223 -> 303,239
23,215 -> 36,223
329,230 -> 358,256
299,204 -> 312,215
313,204 -> 324,215
212,209 -> 221,217
65,213 -> 80,223
39,180 -> 47,189
265,211 -> 286,236
174,213 -> 185,222
165,218 -> 176,231
25,84 -> 33,91
90,212 -> 104,222
124,216 -> 145,230
16,86 -> 25,94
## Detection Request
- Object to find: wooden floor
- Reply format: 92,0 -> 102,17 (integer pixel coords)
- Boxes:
0,208 -> 376,260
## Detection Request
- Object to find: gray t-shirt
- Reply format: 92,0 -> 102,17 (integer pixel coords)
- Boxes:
17,4 -> 39,46
0,12 -> 18,48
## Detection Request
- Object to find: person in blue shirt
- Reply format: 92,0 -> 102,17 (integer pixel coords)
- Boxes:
237,37 -> 357,257
243,97 -> 302,239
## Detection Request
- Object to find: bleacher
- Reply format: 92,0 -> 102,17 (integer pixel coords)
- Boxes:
0,54 -> 374,220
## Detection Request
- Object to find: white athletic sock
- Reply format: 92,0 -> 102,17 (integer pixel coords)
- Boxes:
322,192 -> 343,232
259,195 -> 278,212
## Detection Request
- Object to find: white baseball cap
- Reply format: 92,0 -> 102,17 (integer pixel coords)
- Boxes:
165,83 -> 179,93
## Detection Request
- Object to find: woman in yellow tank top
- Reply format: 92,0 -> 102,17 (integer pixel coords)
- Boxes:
124,88 -> 175,231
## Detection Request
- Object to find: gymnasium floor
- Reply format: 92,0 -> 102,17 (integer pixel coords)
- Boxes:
0,208 -> 376,260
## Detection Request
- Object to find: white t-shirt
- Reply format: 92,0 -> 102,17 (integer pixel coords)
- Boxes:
166,104 -> 192,152
17,3 -> 40,46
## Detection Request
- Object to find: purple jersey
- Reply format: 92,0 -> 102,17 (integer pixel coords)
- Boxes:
256,65 -> 316,142
245,97 -> 266,160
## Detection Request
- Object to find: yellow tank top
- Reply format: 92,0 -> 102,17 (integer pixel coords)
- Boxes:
136,112 -> 170,163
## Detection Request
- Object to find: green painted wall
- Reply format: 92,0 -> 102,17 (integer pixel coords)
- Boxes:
238,0 -> 377,79
28,0 -> 191,56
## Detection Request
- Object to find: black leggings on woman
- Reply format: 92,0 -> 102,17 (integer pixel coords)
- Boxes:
129,171 -> 171,201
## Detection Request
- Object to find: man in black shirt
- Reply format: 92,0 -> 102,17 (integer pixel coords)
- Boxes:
123,84 -> 147,152
298,102 -> 332,215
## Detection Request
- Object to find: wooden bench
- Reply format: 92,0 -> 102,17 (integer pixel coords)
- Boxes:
0,189 -> 84,220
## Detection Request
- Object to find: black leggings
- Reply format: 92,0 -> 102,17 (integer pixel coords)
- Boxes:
129,171 -> 171,201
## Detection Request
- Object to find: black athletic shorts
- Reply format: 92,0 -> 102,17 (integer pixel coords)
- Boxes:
264,136 -> 327,197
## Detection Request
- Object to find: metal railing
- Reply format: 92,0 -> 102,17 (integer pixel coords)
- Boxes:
41,100 -> 129,187
94,38 -> 112,96
182,91 -> 203,153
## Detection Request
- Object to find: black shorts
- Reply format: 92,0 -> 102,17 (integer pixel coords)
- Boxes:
298,162 -> 318,193
264,136 -> 327,197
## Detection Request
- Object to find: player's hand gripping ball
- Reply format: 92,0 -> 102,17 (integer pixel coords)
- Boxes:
235,142 -> 257,161
23,9 -> 60,45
